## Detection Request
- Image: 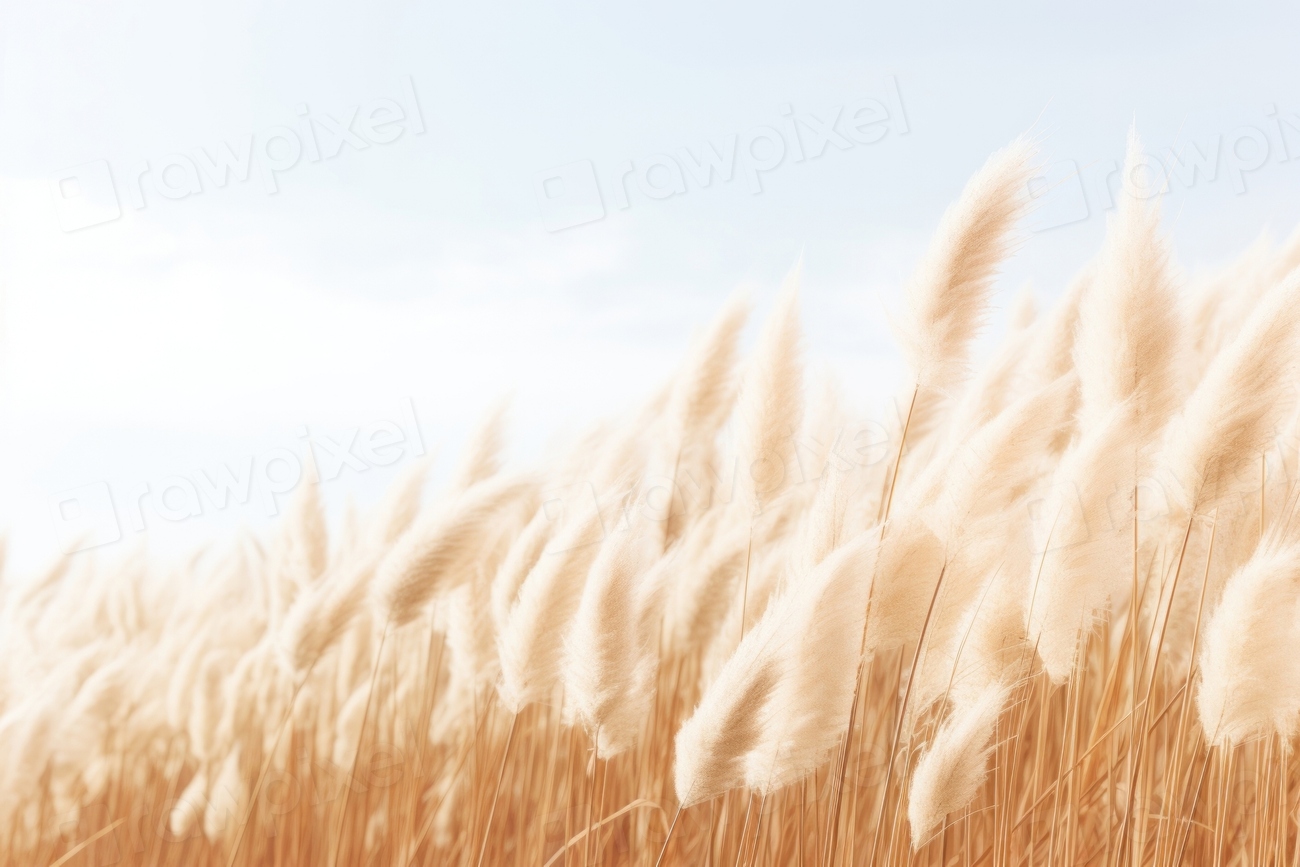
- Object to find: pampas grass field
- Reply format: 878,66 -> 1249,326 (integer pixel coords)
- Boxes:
14,131 -> 1300,867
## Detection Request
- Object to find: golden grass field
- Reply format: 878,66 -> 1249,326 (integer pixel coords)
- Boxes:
13,131 -> 1300,866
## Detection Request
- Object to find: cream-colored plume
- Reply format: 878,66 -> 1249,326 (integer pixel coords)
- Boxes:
732,262 -> 804,517
907,679 -> 1010,847
893,139 -> 1034,397
1197,536 -> 1300,745
371,474 -> 534,627
1164,268 -> 1300,515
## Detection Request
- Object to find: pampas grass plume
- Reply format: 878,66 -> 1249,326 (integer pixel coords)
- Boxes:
907,679 -> 1010,847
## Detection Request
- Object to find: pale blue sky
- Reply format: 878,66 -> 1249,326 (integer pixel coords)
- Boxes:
3,0 -> 1299,569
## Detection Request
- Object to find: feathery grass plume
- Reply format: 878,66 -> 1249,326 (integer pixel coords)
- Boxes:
366,454 -> 434,546
166,622 -> 218,734
1009,282 -> 1036,330
371,473 -> 535,627
907,375 -> 1077,709
169,769 -> 208,838
658,290 -> 752,544
334,496 -> 364,561
800,370 -> 847,472
901,295 -> 1073,533
562,525 -> 657,755
1164,267 -> 1300,515
443,573 -> 501,704
942,555 -> 1034,711
187,647 -> 240,762
733,261 -> 804,517
1188,226 -> 1300,391
862,512 -> 949,654
934,278 -> 1044,453
52,649 -> 134,799
907,679 -> 1010,848
489,503 -> 553,634
589,385 -> 668,497
11,551 -> 75,627
1015,269 -> 1089,456
1073,129 -> 1182,441
892,138 -> 1034,441
1186,230 -> 1274,379
277,551 -> 380,673
259,481 -> 328,637
789,461 -> 850,582
439,421 -> 525,727
203,745 -> 248,843
1026,400 -> 1140,681
659,508 -> 738,649
448,400 -> 509,495
738,379 -> 848,616
673,637 -> 781,806
284,469 -> 329,586
440,495 -> 529,728
1197,537 -> 1300,745
942,307 -> 1037,442
1020,267 -> 1089,392
925,374 -> 1078,542
0,663 -> 93,803
1026,133 -> 1184,681
664,486 -> 803,661
742,532 -> 877,792
497,500 -> 607,713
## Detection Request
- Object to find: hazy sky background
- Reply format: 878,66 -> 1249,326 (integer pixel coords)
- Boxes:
3,0 -> 1300,571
